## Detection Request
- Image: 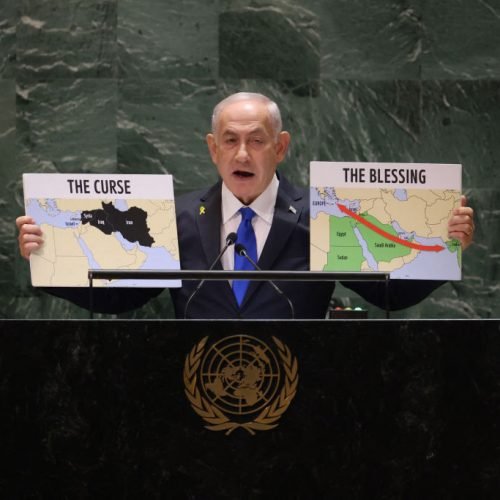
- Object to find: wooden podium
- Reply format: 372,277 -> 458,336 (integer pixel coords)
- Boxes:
1,319 -> 499,498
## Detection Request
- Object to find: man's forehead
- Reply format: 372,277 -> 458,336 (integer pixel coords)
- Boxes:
218,101 -> 271,124
221,122 -> 270,135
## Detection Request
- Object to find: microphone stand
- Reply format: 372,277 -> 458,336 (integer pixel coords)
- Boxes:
235,243 -> 295,320
183,232 -> 237,319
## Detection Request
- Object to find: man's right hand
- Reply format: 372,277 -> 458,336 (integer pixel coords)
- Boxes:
16,216 -> 43,260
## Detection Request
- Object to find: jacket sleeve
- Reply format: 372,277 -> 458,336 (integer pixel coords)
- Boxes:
42,287 -> 165,314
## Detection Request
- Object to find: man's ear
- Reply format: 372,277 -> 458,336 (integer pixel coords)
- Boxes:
206,133 -> 218,164
275,131 -> 291,163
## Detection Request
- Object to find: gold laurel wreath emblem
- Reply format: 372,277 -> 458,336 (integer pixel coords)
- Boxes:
183,336 -> 298,435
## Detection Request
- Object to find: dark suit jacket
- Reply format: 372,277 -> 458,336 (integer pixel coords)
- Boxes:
171,175 -> 335,319
46,174 -> 444,317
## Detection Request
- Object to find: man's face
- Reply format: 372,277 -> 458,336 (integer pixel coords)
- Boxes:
206,99 -> 290,205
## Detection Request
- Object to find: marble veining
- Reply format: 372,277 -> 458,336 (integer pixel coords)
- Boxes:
0,0 -> 499,319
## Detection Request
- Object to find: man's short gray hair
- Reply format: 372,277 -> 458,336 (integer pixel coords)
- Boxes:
211,92 -> 283,138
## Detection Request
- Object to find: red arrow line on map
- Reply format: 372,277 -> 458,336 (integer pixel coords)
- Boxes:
337,204 -> 445,252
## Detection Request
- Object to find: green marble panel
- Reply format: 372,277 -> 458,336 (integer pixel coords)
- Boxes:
1,0 -> 499,319
421,0 -> 500,79
315,0 -> 500,80
118,0 -> 218,79
0,79 -> 18,319
318,80 -> 500,187
0,1 -> 16,78
461,187 -> 500,316
17,79 -> 117,173
0,80 -> 16,191
17,0 -> 117,80
318,80 -> 423,162
314,0 -> 423,79
117,78 -> 220,192
418,80 -> 500,189
219,1 -> 320,95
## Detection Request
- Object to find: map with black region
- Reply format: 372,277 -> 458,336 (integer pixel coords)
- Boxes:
23,173 -> 181,288
81,202 -> 155,247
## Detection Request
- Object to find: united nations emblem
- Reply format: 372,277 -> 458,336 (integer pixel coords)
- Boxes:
184,335 -> 298,435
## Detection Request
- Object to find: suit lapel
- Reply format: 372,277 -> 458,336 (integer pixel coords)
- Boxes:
258,187 -> 302,270
195,181 -> 239,309
195,182 -> 223,269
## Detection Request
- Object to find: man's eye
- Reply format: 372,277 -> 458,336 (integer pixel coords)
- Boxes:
224,137 -> 237,144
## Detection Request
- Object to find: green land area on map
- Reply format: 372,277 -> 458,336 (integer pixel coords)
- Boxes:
310,187 -> 462,280
326,214 -> 413,271
310,162 -> 462,280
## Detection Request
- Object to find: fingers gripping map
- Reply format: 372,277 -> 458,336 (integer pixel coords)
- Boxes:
310,162 -> 462,280
23,174 -> 181,287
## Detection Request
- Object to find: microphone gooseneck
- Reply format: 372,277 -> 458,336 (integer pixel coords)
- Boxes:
234,243 -> 295,319
183,232 -> 237,319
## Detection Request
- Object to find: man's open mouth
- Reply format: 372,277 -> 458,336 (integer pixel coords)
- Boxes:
233,170 -> 254,178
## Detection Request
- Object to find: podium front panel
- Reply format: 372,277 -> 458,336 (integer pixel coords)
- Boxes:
1,320 -> 499,498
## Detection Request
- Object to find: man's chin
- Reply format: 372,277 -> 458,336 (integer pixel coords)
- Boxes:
232,188 -> 258,205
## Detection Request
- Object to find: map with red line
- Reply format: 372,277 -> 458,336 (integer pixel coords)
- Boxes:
310,162 -> 462,280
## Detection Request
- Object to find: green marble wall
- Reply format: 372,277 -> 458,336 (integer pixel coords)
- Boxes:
1,0 -> 499,319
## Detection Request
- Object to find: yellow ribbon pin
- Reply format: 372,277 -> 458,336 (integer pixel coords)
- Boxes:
199,206 -> 206,215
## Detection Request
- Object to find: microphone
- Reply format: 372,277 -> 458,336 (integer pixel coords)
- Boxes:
183,232 -> 237,318
234,243 -> 295,319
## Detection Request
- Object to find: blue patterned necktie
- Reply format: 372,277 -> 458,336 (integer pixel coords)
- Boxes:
233,207 -> 257,306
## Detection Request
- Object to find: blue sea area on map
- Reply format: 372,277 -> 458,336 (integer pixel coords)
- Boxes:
310,187 -> 363,219
309,188 -> 460,280
339,198 -> 361,213
113,199 -> 129,210
85,229 -> 180,288
310,187 -> 340,218
27,199 -> 82,228
112,233 -> 178,269
391,221 -> 415,241
353,227 -> 378,270
393,189 -> 408,201
81,232 -> 180,288
104,233 -> 180,288
390,237 -> 460,280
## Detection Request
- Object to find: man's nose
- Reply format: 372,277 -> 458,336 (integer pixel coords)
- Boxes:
235,142 -> 249,162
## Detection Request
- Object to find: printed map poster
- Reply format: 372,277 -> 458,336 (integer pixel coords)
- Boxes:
310,162 -> 462,280
23,173 -> 181,287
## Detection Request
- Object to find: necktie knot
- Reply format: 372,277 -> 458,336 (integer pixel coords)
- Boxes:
240,206 -> 255,223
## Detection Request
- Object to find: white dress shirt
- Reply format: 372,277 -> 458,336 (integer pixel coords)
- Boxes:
220,175 -> 279,271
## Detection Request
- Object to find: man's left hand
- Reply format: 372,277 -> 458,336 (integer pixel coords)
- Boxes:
448,195 -> 475,250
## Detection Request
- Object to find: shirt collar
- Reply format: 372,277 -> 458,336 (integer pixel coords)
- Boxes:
221,174 -> 279,225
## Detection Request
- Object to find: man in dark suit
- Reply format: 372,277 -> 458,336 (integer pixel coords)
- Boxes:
170,92 -> 474,318
16,92 -> 475,319
172,174 -> 334,318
